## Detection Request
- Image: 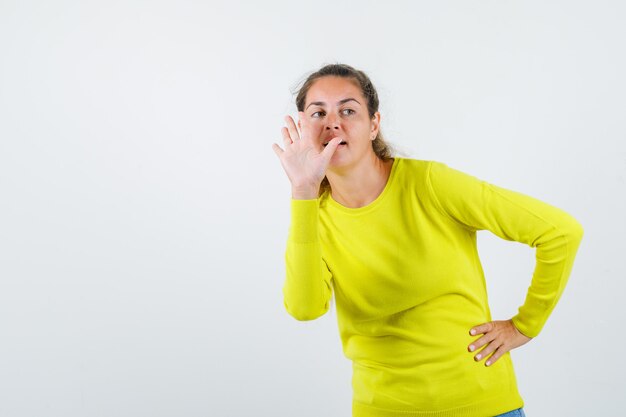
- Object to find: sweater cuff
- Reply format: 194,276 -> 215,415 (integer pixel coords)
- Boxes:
289,198 -> 319,243
510,315 -> 537,339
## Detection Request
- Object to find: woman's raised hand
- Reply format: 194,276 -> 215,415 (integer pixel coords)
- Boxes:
272,112 -> 342,199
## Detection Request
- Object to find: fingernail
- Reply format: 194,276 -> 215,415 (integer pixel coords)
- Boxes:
475,354 -> 482,360
486,361 -> 491,366
470,329 -> 476,335
469,345 -> 475,352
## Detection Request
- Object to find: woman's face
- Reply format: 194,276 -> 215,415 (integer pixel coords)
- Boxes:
299,76 -> 380,169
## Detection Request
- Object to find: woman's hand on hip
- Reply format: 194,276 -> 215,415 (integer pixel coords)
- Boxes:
272,112 -> 342,198
467,319 -> 533,366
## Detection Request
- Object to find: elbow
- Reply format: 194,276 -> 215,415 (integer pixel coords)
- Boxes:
554,210 -> 584,245
568,218 -> 584,244
283,299 -> 328,321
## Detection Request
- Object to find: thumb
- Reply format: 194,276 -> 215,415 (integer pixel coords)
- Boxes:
271,143 -> 283,157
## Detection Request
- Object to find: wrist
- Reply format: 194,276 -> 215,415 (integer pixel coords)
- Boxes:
291,185 -> 319,200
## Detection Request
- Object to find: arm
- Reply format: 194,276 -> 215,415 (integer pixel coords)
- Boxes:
273,112 -> 341,321
426,161 -> 584,338
282,198 -> 333,321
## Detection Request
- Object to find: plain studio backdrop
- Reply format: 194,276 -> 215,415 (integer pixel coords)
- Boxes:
0,1 -> 623,416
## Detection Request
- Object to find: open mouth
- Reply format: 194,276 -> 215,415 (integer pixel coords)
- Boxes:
323,141 -> 347,147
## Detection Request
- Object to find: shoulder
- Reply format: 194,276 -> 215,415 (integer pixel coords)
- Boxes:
394,158 -> 481,202
425,160 -> 487,189
394,157 -> 450,170
394,157 -> 432,172
393,157 -> 443,185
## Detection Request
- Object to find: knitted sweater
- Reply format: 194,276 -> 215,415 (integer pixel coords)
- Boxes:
282,157 -> 583,417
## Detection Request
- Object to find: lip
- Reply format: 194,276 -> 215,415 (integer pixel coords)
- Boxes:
322,137 -> 347,147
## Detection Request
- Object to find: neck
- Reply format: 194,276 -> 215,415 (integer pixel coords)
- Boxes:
326,153 -> 394,208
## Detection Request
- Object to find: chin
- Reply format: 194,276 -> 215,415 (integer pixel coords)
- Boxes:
327,150 -> 356,170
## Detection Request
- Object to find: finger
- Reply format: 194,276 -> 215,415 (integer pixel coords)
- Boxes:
485,344 -> 508,367
470,321 -> 494,336
272,143 -> 284,157
298,111 -> 311,142
320,137 -> 342,161
473,340 -> 500,363
284,115 -> 300,142
281,127 -> 293,147
468,332 -> 496,352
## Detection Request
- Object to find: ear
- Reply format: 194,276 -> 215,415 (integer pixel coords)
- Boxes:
370,112 -> 381,140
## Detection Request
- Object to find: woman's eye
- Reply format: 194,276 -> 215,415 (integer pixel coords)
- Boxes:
311,109 -> 353,117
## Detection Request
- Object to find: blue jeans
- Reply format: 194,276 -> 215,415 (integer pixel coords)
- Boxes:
494,408 -> 525,417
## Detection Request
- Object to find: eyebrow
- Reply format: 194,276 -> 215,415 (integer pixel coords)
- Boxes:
305,98 -> 361,110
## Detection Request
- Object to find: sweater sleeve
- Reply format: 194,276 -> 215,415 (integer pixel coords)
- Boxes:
282,198 -> 334,321
426,161 -> 584,338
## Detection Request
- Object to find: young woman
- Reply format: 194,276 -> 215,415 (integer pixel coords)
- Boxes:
271,63 -> 583,417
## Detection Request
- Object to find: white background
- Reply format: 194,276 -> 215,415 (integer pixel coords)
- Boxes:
1,1 -> 624,416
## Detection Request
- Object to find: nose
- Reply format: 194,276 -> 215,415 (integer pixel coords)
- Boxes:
325,114 -> 340,131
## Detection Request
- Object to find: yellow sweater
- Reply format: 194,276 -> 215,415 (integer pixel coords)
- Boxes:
282,157 -> 584,417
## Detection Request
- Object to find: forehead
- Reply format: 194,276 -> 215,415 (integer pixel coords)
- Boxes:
305,76 -> 363,104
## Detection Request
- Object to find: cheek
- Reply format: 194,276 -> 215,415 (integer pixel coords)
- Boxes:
347,122 -> 370,138
307,121 -> 324,135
